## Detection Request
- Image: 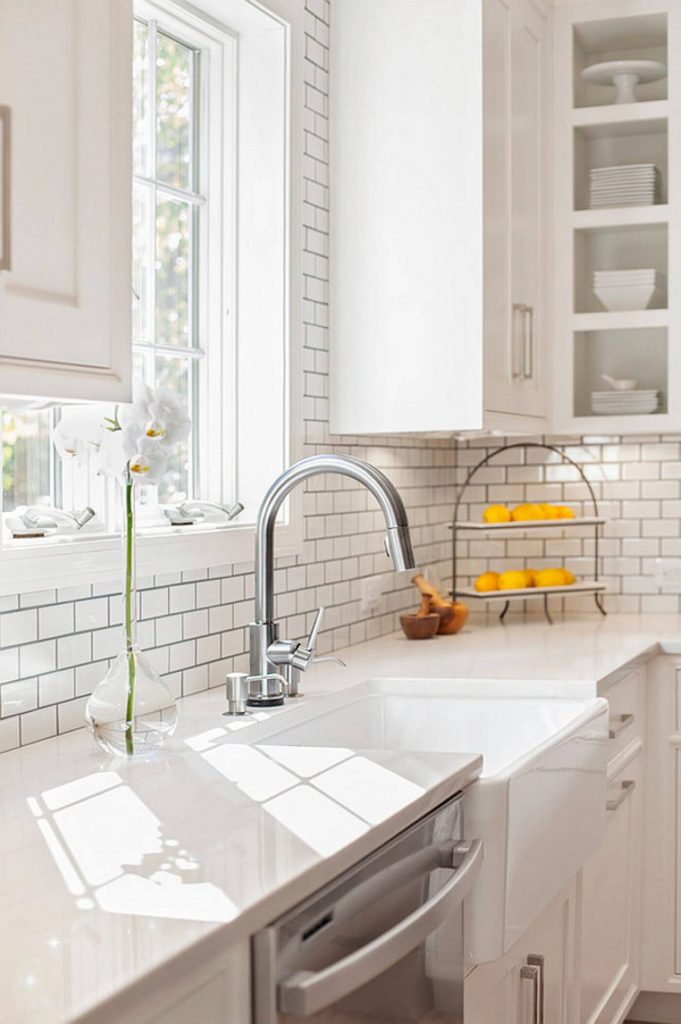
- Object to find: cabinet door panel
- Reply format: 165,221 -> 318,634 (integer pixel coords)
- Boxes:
579,755 -> 642,1024
483,0 -> 548,421
482,0 -> 513,415
0,0 -> 132,401
466,883 -> 574,1024
509,0 -> 547,419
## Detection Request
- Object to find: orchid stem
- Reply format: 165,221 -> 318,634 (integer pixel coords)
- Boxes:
123,475 -> 136,755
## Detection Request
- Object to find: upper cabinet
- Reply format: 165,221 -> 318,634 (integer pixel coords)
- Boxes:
0,0 -> 132,403
329,0 -> 550,435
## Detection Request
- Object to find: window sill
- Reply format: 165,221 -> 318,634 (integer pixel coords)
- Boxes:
0,519 -> 303,596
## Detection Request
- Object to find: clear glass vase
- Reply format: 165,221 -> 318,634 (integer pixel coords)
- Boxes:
85,475 -> 177,757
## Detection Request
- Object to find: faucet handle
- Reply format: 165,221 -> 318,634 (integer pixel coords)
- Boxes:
306,607 -> 325,654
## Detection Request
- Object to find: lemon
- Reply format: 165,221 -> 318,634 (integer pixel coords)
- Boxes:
483,504 -> 512,524
523,569 -> 537,587
475,571 -> 500,593
555,505 -> 575,519
535,568 -> 568,588
498,570 -> 529,590
563,569 -> 576,585
539,503 -> 558,519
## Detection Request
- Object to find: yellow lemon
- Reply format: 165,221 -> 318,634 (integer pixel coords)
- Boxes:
534,568 -> 568,588
475,571 -> 500,593
523,569 -> 537,587
539,503 -> 559,519
510,504 -> 533,522
555,505 -> 575,519
563,569 -> 576,585
483,504 -> 512,524
498,570 -> 530,590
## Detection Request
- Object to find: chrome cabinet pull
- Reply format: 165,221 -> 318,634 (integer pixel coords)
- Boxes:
512,303 -> 526,379
521,963 -> 541,1024
0,105 -> 10,272
523,305 -> 534,380
527,955 -> 545,1024
606,778 -> 636,813
609,712 -> 635,739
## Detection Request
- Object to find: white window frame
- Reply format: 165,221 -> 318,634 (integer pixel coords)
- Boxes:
0,0 -> 303,596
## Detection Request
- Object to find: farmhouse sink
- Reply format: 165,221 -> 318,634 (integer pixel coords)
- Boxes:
224,678 -> 610,963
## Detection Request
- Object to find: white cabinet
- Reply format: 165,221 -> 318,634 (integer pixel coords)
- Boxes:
484,0 -> 549,424
578,753 -> 643,1024
329,0 -> 550,437
78,941 -> 251,1024
465,881 -> 576,1024
0,0 -> 132,403
640,657 -> 681,999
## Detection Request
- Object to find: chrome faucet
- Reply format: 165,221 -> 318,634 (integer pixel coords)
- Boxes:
247,455 -> 416,708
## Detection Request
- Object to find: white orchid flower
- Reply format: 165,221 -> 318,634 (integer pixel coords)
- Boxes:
119,385 -> 191,449
52,408 -> 102,466
127,438 -> 168,484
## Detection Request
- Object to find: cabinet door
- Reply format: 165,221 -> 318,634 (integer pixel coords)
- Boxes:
79,942 -> 251,1024
466,882 -> 575,1024
0,0 -> 132,402
484,0 -> 548,422
579,754 -> 642,1024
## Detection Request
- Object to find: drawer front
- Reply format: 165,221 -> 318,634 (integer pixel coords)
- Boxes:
603,668 -> 644,765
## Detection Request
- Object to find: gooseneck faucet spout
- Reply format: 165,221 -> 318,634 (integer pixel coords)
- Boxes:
248,455 -> 416,707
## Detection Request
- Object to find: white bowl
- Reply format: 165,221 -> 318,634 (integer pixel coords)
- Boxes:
602,375 -> 637,391
594,283 -> 665,312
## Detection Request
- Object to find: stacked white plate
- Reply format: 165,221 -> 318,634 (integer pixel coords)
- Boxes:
591,389 -> 660,415
593,268 -> 667,311
590,163 -> 663,208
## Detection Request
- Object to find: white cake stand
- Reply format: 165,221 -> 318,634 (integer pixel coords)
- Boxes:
581,59 -> 667,104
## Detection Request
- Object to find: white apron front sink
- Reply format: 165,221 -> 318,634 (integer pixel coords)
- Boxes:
226,678 -> 609,963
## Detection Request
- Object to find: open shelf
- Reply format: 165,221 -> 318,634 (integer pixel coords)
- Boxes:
451,517 -> 605,532
573,13 -> 667,108
573,310 -> 668,331
573,327 -> 667,418
574,221 -> 667,313
573,205 -> 668,230
574,119 -> 667,211
460,581 -> 607,601
573,100 -> 669,129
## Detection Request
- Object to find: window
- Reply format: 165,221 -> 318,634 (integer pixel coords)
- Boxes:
0,0 -> 298,586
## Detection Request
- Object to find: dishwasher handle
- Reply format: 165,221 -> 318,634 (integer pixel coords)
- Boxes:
278,839 -> 483,1018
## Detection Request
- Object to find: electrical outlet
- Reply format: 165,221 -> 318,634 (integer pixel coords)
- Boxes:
654,558 -> 681,592
359,575 -> 383,614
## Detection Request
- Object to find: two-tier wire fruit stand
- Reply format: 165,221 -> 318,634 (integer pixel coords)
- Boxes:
449,442 -> 607,625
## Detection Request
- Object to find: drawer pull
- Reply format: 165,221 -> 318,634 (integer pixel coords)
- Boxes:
609,713 -> 634,740
526,954 -> 545,1024
520,964 -> 540,1024
606,779 -> 635,813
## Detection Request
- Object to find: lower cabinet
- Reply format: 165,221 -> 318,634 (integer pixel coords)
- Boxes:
465,880 -> 577,1024
641,656 -> 681,997
79,941 -> 251,1024
578,752 -> 643,1024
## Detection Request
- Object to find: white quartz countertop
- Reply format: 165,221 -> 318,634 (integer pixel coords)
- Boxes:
2,611 -> 680,1023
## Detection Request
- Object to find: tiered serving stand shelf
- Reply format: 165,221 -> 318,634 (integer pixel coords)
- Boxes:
450,442 -> 607,624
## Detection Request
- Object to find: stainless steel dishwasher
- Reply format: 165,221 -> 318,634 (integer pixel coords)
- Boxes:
252,794 -> 482,1023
